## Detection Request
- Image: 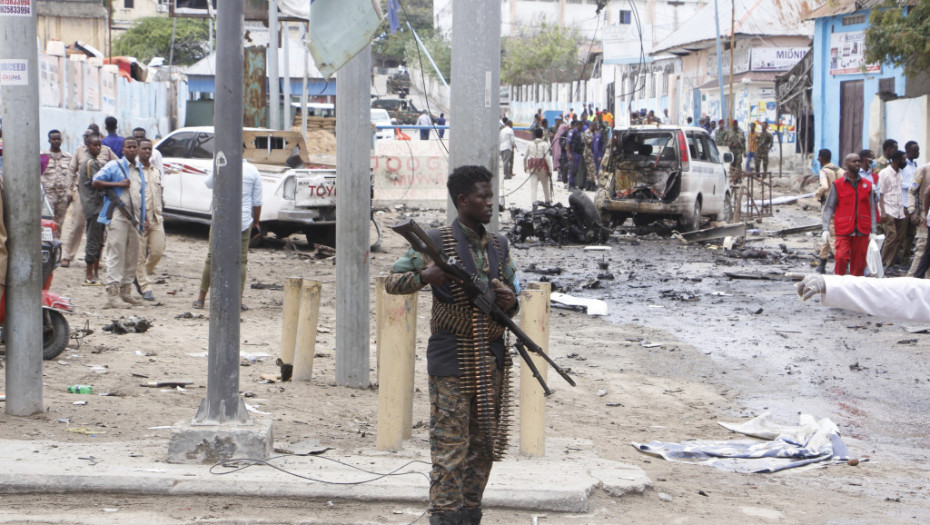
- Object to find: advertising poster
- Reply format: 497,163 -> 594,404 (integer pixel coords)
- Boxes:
0,0 -> 31,16
829,31 -> 880,75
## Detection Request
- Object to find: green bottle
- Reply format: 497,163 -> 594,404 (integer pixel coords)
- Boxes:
67,385 -> 92,394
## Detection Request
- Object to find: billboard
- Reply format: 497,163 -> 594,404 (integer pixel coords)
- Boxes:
829,31 -> 880,75
751,48 -> 808,72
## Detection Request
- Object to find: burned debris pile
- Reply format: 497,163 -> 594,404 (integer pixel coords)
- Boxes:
507,191 -> 610,245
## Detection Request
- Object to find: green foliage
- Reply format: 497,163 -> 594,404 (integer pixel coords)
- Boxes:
113,17 -> 211,66
866,1 -> 930,75
502,22 -> 582,85
403,35 -> 451,83
372,0 -> 434,66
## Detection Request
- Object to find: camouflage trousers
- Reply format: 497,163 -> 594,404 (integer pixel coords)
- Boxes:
730,151 -> 743,170
756,152 -> 769,173
46,188 -> 70,230
428,365 -> 503,515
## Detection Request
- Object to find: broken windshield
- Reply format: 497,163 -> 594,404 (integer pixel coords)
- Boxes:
614,131 -> 678,168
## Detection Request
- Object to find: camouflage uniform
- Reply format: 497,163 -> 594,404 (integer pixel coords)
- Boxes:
727,128 -> 746,170
581,129 -> 596,191
756,130 -> 773,173
385,220 -> 518,518
41,150 -> 72,227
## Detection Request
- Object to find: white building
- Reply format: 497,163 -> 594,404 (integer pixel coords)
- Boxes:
434,0 -> 608,39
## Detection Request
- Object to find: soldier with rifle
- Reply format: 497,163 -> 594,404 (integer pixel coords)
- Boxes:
386,165 -> 574,525
92,137 -> 147,309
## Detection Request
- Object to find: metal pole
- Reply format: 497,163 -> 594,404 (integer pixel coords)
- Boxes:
283,22 -> 291,129
193,0 -> 248,424
713,0 -> 725,119
728,0 -> 735,123
448,0 -> 502,231
334,45 -> 372,388
300,21 -> 308,141
268,0 -> 280,129
407,21 -> 449,90
1,0 -> 43,416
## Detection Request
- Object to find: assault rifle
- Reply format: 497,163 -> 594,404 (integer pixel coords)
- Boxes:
392,218 -> 576,395
103,188 -> 140,230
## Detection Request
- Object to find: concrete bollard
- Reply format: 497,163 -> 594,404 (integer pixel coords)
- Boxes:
293,279 -> 323,381
376,280 -> 418,450
519,281 -> 550,457
279,277 -> 304,381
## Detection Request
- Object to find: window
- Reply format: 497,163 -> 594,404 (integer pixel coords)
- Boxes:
190,133 -> 215,159
701,134 -> 721,163
124,0 -> 134,8
842,13 -> 866,25
662,73 -> 669,96
879,77 -> 896,96
618,10 -> 631,24
687,132 -> 704,160
156,132 -> 196,158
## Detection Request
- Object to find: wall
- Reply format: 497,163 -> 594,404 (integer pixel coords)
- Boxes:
881,95 -> 929,159
371,139 -> 449,209
38,15 -> 106,53
812,13 -> 907,158
37,52 -> 187,151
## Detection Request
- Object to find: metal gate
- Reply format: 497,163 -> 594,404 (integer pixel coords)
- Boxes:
839,80 -> 864,158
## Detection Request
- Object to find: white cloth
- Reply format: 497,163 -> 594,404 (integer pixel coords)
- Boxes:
902,158 -> 918,208
878,165 -> 905,219
822,274 -> 930,322
499,126 -> 515,152
205,160 -> 263,232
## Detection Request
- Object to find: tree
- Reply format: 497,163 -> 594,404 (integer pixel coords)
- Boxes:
502,22 -> 582,85
371,0 -> 434,67
403,34 -> 451,83
113,17 -> 211,66
865,1 -> 930,76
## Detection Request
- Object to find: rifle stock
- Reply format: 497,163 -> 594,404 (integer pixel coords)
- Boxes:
391,218 -> 576,395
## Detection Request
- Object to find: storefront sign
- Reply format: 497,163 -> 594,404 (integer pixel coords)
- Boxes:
829,31 -> 880,75
751,48 -> 808,72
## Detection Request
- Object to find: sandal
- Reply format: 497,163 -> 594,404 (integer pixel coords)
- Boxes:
191,298 -> 204,310
82,279 -> 101,286
60,259 -> 71,268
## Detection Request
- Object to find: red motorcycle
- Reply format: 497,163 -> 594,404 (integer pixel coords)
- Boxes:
0,198 -> 74,360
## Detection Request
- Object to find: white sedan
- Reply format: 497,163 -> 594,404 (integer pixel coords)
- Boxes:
371,108 -> 396,140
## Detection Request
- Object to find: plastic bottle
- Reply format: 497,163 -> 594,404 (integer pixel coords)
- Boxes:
67,385 -> 92,394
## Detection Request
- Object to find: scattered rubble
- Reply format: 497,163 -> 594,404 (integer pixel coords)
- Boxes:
507,191 -> 610,245
102,316 -> 152,334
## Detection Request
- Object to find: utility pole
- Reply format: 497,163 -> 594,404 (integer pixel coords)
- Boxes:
1,0 -> 43,416
282,22 -> 291,129
300,21 -> 308,141
728,0 -> 735,124
713,0 -> 725,120
334,45 -> 372,388
268,0 -> 280,129
195,0 -> 247,424
448,0 -> 502,231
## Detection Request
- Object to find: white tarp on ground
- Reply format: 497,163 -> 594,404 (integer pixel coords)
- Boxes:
632,413 -> 858,473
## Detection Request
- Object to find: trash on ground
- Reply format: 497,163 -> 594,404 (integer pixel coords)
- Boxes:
632,412 -> 861,473
251,282 -> 284,290
140,380 -> 193,388
550,292 -> 607,316
904,325 -> 930,334
102,316 -> 152,334
507,192 -> 611,245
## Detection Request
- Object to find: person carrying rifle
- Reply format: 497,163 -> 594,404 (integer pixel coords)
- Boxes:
92,137 -> 146,308
385,165 -> 519,525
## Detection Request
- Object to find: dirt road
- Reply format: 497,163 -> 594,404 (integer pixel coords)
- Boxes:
0,181 -> 928,523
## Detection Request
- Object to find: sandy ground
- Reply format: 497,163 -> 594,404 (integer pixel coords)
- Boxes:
1,156 -> 929,524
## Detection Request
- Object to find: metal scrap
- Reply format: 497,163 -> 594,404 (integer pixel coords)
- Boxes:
507,192 -> 611,245
102,316 -> 152,334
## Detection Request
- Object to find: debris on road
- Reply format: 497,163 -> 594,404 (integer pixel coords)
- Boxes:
550,292 -> 608,315
102,316 -> 152,334
507,191 -> 611,245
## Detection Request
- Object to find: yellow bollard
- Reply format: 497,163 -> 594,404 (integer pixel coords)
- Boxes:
519,281 -> 550,457
375,276 -> 385,384
376,281 -> 418,450
293,279 -> 323,381
280,277 -> 304,380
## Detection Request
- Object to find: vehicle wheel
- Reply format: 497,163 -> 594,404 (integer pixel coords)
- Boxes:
632,214 -> 656,227
721,192 -> 734,223
43,309 -> 69,360
305,226 -> 336,249
679,199 -> 702,232
612,213 -> 630,226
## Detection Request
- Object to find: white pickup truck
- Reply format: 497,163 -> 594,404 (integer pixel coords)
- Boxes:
156,127 -> 337,246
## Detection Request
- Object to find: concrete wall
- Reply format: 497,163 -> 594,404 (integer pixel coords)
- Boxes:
880,94 -> 929,159
37,52 -> 188,151
371,139 -> 449,209
812,13 -> 908,158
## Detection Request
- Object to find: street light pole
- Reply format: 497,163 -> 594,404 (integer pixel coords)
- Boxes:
268,0 -> 280,129
1,0 -> 44,416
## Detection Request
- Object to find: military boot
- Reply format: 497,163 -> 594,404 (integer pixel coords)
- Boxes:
119,284 -> 143,306
816,258 -> 827,274
104,285 -> 121,309
461,507 -> 482,525
428,510 -> 462,525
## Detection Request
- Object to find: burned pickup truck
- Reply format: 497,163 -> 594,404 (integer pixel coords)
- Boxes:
595,125 -> 733,231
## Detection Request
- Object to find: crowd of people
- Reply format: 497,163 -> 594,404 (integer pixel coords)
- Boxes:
817,137 -> 929,278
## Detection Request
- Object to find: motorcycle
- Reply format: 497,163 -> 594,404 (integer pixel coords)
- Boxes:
0,197 -> 74,360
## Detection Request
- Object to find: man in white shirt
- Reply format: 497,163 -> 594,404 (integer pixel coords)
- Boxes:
416,111 -> 432,140
878,150 -> 907,268
192,160 -> 263,311
900,141 -> 921,265
499,118 -> 516,180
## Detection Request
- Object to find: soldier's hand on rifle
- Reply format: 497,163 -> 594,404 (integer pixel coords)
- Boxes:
491,278 -> 517,311
420,263 -> 459,287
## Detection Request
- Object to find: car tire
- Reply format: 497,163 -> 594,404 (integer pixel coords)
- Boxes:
305,225 -> 336,249
632,214 -> 656,227
721,192 -> 733,222
679,198 -> 702,232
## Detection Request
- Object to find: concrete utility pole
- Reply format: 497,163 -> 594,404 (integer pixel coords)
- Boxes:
713,0 -> 725,119
195,0 -> 248,424
282,22 -> 291,129
1,0 -> 43,416
334,46 -> 372,388
448,0 -> 502,231
268,0 -> 280,129
300,21 -> 308,141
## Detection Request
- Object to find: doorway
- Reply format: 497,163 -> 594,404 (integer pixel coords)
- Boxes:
839,80 -> 864,158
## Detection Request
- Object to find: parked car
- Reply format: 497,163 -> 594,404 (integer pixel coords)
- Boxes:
595,125 -> 734,231
156,126 -> 337,246
371,108 -> 396,140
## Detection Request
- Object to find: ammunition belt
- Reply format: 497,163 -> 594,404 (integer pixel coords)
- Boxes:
430,301 -> 506,341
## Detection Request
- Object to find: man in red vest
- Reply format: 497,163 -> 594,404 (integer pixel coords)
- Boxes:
822,153 -> 878,276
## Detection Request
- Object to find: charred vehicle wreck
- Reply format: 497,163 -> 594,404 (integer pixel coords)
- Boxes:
595,125 -> 734,231
508,190 -> 611,245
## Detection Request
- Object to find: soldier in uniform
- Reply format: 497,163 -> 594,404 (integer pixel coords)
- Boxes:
40,130 -> 72,228
727,120 -> 746,171
386,165 -> 519,525
581,122 -> 598,191
756,122 -> 774,173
